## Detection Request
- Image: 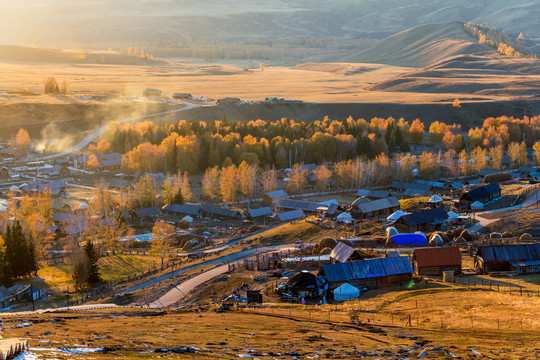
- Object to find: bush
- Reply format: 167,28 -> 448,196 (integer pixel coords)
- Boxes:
490,232 -> 502,239
44,76 -> 59,94
460,230 -> 473,242
520,233 -> 533,240
178,219 -> 190,229
502,231 -> 513,238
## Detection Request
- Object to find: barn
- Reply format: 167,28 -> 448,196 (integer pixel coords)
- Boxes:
413,247 -> 462,276
320,256 -> 413,290
474,244 -> 540,274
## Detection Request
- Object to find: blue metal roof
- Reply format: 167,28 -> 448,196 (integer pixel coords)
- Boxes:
322,257 -> 413,282
509,259 -> 540,267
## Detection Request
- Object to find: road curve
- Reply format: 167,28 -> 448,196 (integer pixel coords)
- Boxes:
38,102 -> 196,160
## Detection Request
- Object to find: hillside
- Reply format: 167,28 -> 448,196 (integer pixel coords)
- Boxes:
0,1 -> 538,48
336,21 -> 492,68
0,45 -> 164,65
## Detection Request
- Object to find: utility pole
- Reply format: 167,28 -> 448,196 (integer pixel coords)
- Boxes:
66,286 -> 69,309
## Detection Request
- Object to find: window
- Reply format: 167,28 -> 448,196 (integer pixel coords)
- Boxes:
516,267 -> 522,274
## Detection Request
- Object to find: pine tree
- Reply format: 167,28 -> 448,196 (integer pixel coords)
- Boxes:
173,189 -> 184,204
83,239 -> 101,285
0,235 -> 13,286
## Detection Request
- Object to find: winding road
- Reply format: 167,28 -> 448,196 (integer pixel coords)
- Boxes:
38,101 -> 197,160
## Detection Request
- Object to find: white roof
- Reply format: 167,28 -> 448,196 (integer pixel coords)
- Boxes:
387,210 -> 405,221
79,202 -> 89,209
9,185 -> 18,192
182,215 -> 194,222
447,211 -> 459,220
334,283 -> 360,302
0,204 -> 7,212
428,195 -> 443,203
336,212 -> 352,223
470,201 -> 484,210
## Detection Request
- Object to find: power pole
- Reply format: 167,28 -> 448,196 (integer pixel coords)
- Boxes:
30,284 -> 35,311
66,286 -> 69,309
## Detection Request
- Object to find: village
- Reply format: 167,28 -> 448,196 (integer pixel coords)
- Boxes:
0,134 -> 538,313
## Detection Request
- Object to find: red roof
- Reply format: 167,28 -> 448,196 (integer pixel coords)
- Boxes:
414,247 -> 462,268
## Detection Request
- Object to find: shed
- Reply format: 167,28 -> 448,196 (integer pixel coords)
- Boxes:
173,93 -> 192,100
428,194 -> 443,204
387,210 -> 405,222
459,183 -> 501,208
474,244 -> 540,274
413,247 -> 462,276
162,204 -> 201,217
330,242 -> 364,264
263,190 -> 288,206
143,88 -> 162,97
276,199 -> 321,213
200,204 -> 239,219
470,201 -> 484,210
356,189 -> 392,199
285,271 -> 326,298
134,206 -> 160,221
246,290 -> 262,304
333,283 -> 360,302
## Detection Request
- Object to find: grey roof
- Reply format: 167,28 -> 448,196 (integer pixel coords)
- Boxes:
404,188 -> 432,197
200,204 -> 239,218
461,182 -> 501,203
397,208 -> 448,227
277,210 -> 305,221
321,257 -> 413,283
109,179 -> 130,189
248,207 -> 273,218
135,206 -> 160,218
356,189 -> 391,198
264,190 -> 288,199
353,196 -> 400,214
517,166 -> 538,174
450,182 -> 464,189
414,180 -> 446,188
53,213 -> 85,224
330,242 -> 360,263
326,203 -> 339,216
277,199 -> 321,212
468,178 -> 483,185
391,181 -> 432,192
478,169 -> 498,177
301,163 -> 317,172
162,204 -> 201,216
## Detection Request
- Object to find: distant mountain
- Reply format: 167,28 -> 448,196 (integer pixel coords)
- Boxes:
335,21 -> 492,68
0,1 -> 538,47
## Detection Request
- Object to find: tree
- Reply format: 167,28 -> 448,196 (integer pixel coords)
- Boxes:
202,166 -> 220,201
533,141 -> 540,165
87,154 -> 100,170
173,189 -> 184,204
96,139 -> 111,154
15,129 -> 31,157
219,165 -> 239,204
132,175 -> 158,208
0,235 -> 12,286
83,239 -> 101,285
507,141 -> 527,167
313,165 -> 332,192
442,131 -> 456,150
518,32 -> 524,40
489,145 -> 504,170
286,164 -> 308,194
44,76 -> 59,94
71,250 -> 89,290
452,99 -> 461,108
178,172 -> 192,201
151,221 -> 175,266
409,119 -> 425,143
162,179 -> 175,205
238,161 -> 258,200
260,168 -> 278,193
4,221 -> 38,278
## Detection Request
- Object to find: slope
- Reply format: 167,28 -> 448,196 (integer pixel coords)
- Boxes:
338,21 -> 492,68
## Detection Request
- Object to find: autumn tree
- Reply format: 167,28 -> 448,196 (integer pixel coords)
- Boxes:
132,175 -> 158,208
44,76 -> 59,94
220,165 -> 239,204
532,141 -> 540,165
396,153 -> 417,181
286,164 -> 308,194
178,172 -> 192,201
87,154 -> 100,170
161,179 -> 176,205
442,131 -> 456,150
260,168 -> 278,193
409,119 -> 425,143
96,139 -> 111,154
418,152 -> 438,179
489,145 -> 504,170
471,147 -> 488,172
313,165 -> 332,192
202,166 -> 220,201
15,128 -> 31,157
151,221 -> 175,266
238,161 -> 258,200
507,141 -> 527,167
452,99 -> 461,108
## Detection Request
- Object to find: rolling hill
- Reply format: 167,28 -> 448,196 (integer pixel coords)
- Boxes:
336,21 -> 492,68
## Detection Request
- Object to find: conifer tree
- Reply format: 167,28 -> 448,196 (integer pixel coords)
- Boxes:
83,239 -> 101,285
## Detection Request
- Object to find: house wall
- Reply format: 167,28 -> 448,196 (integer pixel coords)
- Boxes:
416,265 -> 462,277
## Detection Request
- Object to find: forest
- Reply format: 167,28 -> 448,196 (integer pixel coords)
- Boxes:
102,115 -> 540,175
